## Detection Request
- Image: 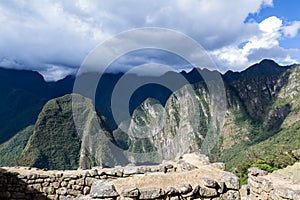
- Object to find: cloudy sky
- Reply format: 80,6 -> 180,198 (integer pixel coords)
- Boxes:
0,0 -> 299,81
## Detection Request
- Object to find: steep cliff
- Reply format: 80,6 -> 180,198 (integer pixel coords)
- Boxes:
17,94 -> 127,170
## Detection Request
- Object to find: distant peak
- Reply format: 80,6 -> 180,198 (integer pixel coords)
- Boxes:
258,59 -> 279,67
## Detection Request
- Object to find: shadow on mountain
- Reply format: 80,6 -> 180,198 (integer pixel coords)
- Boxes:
0,167 -> 50,200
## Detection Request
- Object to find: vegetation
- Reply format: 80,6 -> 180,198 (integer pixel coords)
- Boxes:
17,95 -> 82,170
0,125 -> 34,166
230,118 -> 300,185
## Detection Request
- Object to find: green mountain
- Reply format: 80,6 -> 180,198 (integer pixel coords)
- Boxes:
0,60 -> 299,178
16,94 -> 128,170
0,125 -> 34,166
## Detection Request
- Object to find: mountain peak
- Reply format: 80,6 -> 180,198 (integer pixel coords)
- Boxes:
259,59 -> 279,66
223,59 -> 291,83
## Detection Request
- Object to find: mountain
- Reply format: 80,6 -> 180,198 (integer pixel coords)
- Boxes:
17,94 -> 128,170
0,125 -> 34,166
0,67 -> 73,144
222,59 -> 293,83
0,59 -> 299,176
0,68 -> 49,144
222,65 -> 300,183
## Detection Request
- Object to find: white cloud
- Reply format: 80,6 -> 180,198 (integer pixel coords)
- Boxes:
40,64 -> 77,82
212,16 -> 300,72
244,16 -> 282,52
0,0 -> 299,80
282,21 -> 300,38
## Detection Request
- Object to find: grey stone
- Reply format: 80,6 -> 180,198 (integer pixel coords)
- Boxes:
180,162 -> 197,171
43,186 -> 55,194
39,174 -> 49,179
217,181 -> 225,193
106,170 -> 117,176
84,171 -> 91,177
169,196 -> 180,200
192,185 -> 200,195
165,164 -> 174,169
90,181 -> 119,198
64,174 -> 79,179
90,169 -> 98,176
17,174 -> 26,179
119,197 -> 137,200
275,187 -> 300,199
199,186 -> 218,197
179,184 -> 192,194
201,178 -> 218,188
28,173 -> 38,179
239,184 -> 249,197
222,172 -> 240,190
165,186 -> 179,196
85,177 -> 94,187
248,167 -> 268,176
139,188 -> 165,199
57,187 -> 68,195
121,187 -> 140,197
123,167 -> 143,176
97,170 -> 105,176
55,172 -> 63,178
116,169 -> 124,177
83,186 -> 90,195
261,179 -> 273,192
220,190 -> 241,200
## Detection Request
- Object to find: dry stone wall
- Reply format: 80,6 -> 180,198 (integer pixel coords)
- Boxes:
0,154 -> 241,200
244,164 -> 300,200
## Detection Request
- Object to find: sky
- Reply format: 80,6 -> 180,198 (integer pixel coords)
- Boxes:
0,0 -> 299,81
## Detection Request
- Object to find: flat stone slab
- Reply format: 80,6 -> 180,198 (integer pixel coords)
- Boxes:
90,180 -> 119,198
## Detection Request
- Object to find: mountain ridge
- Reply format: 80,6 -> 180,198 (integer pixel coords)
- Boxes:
0,60 -> 299,177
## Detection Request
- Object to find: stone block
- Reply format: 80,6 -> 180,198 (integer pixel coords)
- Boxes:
222,172 -> 240,190
121,187 -> 140,197
139,187 -> 165,199
90,181 -> 119,198
200,178 -> 218,188
199,186 -> 218,197
220,190 -> 241,200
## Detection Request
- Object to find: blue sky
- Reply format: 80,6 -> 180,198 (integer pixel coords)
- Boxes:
247,0 -> 300,49
0,0 -> 299,81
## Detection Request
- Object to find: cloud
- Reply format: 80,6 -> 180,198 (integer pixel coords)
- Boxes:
212,16 -> 300,71
40,64 -> 77,81
282,21 -> 300,38
0,0 -> 299,80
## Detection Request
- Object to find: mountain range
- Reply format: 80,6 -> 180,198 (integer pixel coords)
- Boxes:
0,59 -> 299,182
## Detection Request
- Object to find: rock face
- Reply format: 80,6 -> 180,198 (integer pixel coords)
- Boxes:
117,83 -> 218,164
114,63 -> 300,169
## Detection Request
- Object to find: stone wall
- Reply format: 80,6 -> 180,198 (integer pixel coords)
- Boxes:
0,156 -> 241,200
244,164 -> 300,200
